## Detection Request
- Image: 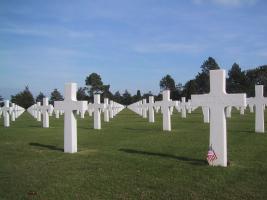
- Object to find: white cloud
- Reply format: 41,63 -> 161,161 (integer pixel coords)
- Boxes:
193,0 -> 257,6
133,42 -> 204,54
0,24 -> 94,39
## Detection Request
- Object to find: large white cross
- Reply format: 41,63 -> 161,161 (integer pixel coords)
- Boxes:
226,106 -> 232,118
250,85 -> 267,133
2,100 -> 10,127
54,83 -> 88,153
88,94 -> 106,129
154,90 -> 178,131
191,70 -> 246,167
40,97 -> 52,128
202,106 -> 210,123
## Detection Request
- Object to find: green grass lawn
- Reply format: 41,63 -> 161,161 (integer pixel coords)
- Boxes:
0,108 -> 267,200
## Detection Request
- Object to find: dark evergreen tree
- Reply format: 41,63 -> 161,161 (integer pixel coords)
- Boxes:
195,57 -> 220,93
85,73 -> 110,96
182,80 -> 197,100
0,95 -> 3,106
122,90 -> 132,105
36,92 -> 45,103
113,91 -> 122,103
227,63 -> 248,94
11,86 -> 35,108
159,74 -> 177,99
50,89 -> 64,105
77,87 -> 89,101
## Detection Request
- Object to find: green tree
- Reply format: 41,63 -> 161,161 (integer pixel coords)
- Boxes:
122,90 -> 132,105
160,74 -> 177,99
227,63 -> 247,93
132,90 -> 142,102
36,92 -> 45,103
182,80 -> 197,100
0,95 -> 3,106
11,86 -> 35,108
113,91 -> 122,103
195,57 -> 220,93
50,89 -> 63,105
85,73 -> 110,96
245,65 -> 267,97
77,87 -> 88,101
160,75 -> 176,91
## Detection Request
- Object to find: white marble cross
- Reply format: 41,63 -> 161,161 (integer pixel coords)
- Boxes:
141,99 -> 148,118
36,102 -> 42,122
87,103 -> 94,117
54,83 -> 88,153
88,94 -> 106,129
250,85 -> 267,133
247,98 -> 254,113
10,103 -> 16,122
104,98 -> 110,122
226,106 -> 232,118
147,96 -> 155,123
191,70 -> 246,167
109,100 -> 114,119
240,106 -> 245,115
2,100 -> 10,127
154,90 -> 178,131
202,106 -> 210,123
40,97 -> 52,128
180,97 -> 187,118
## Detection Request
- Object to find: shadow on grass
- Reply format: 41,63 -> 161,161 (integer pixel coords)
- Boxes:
29,142 -> 63,152
119,148 -> 207,166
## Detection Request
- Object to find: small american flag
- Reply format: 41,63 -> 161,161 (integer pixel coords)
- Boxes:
207,145 -> 217,165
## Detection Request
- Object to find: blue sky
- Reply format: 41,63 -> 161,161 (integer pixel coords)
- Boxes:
0,0 -> 267,99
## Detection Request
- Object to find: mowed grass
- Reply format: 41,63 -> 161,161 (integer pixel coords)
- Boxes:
0,108 -> 267,200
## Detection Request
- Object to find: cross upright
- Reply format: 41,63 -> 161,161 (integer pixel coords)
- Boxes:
250,85 -> 267,133
40,97 -> 52,128
2,100 -> 10,127
10,103 -> 16,122
247,97 -> 254,113
180,97 -> 187,118
87,103 -> 94,117
154,90 -> 178,131
109,100 -> 114,119
104,98 -> 110,122
141,99 -> 148,118
147,96 -> 155,123
88,94 -> 106,129
36,102 -> 42,122
191,69 -> 246,167
54,83 -> 88,153
202,106 -> 210,123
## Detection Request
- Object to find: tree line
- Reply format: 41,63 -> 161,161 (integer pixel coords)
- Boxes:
1,57 -> 266,108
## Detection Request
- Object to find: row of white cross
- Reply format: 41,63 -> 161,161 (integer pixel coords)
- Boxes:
0,100 -> 25,127
1,69 -> 266,167
128,96 -> 196,126
128,70 -> 267,167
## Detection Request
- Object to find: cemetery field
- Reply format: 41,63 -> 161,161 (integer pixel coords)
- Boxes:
0,109 -> 267,200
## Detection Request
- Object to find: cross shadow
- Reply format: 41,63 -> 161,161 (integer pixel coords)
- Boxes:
29,142 -> 63,152
119,148 -> 207,166
124,127 -> 153,132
